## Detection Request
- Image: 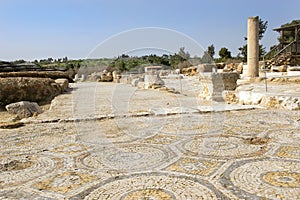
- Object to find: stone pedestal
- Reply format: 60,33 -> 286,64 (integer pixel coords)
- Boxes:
211,72 -> 239,101
247,16 -> 259,77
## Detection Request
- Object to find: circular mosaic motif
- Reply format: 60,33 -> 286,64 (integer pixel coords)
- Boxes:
83,174 -> 227,199
180,136 -> 266,159
224,159 -> 300,199
0,155 -> 59,188
276,146 -> 300,159
268,129 -> 300,145
81,144 -> 175,172
161,114 -> 222,135
262,171 -> 300,188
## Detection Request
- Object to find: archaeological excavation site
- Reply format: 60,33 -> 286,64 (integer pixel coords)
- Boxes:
1,11 -> 300,200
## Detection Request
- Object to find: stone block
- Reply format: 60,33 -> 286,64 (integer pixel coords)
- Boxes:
238,91 -> 263,105
55,79 -> 69,92
131,78 -> 139,87
144,74 -> 164,89
212,72 -> 239,90
197,64 -> 217,73
211,72 -> 239,102
6,101 -> 42,119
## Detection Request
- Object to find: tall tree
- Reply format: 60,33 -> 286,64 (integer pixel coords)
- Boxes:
219,47 -> 232,62
207,44 -> 215,58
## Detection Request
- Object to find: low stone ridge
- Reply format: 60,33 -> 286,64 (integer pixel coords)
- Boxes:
0,77 -> 64,106
6,101 -> 42,119
0,121 -> 24,129
0,71 -> 74,83
227,90 -> 300,110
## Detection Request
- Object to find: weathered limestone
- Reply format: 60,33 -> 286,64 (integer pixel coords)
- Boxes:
213,72 -> 239,90
55,79 -> 69,93
211,72 -> 239,101
0,77 -> 63,106
238,91 -> 264,105
225,89 -> 300,110
131,78 -> 139,87
222,62 -> 243,74
181,66 -> 197,76
6,101 -> 42,119
197,64 -> 217,73
144,74 -> 164,89
288,66 -> 300,71
280,97 -> 300,110
100,73 -> 113,82
247,16 -> 259,77
112,71 -> 121,83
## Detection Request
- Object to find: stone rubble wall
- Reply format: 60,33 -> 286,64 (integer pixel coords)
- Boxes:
226,90 -> 300,110
0,71 -> 74,83
0,77 -> 68,106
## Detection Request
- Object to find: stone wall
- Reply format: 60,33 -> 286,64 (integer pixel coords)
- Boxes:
0,77 -> 67,106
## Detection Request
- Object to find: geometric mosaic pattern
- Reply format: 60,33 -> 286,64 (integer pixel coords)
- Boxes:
79,144 -> 176,172
164,157 -> 224,176
221,159 -> 300,199
276,146 -> 300,159
33,171 -> 98,194
1,81 -> 300,199
0,155 -> 60,189
140,134 -> 182,145
81,173 -> 229,199
178,135 -> 267,159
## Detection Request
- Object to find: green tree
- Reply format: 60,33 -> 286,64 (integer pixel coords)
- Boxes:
238,44 -> 266,62
13,59 -> 26,64
219,47 -> 232,61
207,44 -> 215,58
279,19 -> 300,43
169,54 -> 185,68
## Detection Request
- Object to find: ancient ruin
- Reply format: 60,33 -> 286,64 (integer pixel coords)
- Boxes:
1,16 -> 300,200
247,16 -> 259,77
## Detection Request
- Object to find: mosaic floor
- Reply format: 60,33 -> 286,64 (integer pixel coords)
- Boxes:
1,82 -> 300,199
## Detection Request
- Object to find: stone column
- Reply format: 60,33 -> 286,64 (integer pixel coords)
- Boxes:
247,16 -> 259,77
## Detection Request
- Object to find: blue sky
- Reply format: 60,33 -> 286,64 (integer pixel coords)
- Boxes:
1,0 -> 299,61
